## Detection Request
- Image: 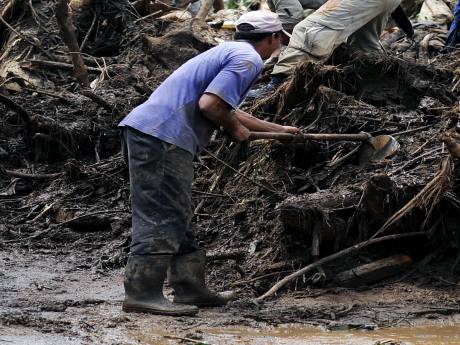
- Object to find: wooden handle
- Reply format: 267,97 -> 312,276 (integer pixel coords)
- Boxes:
249,132 -> 372,142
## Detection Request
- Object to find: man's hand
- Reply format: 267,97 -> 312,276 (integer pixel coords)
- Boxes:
282,126 -> 300,134
231,124 -> 251,142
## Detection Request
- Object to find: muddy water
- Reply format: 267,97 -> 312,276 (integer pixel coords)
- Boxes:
132,324 -> 460,345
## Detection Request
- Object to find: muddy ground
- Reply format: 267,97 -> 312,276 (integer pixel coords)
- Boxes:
2,0 -> 460,344
2,246 -> 460,344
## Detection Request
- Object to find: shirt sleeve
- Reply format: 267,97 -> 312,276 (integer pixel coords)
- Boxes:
205,57 -> 262,109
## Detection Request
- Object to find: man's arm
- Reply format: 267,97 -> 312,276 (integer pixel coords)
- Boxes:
198,93 -> 299,142
234,109 -> 299,134
198,93 -> 250,142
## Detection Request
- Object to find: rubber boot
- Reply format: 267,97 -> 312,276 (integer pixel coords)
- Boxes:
246,75 -> 286,99
168,250 -> 235,307
122,255 -> 198,316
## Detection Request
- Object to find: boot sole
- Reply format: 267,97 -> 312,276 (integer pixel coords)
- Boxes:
122,304 -> 198,316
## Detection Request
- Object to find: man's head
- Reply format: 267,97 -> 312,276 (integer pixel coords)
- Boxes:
234,11 -> 285,59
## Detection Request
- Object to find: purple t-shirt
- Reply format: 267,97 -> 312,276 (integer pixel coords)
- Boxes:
119,41 -> 263,155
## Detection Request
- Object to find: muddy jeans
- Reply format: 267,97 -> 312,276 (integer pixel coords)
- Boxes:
121,127 -> 200,256
272,0 -> 401,76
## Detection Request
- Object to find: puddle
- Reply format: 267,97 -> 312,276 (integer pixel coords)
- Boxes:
132,324 -> 460,345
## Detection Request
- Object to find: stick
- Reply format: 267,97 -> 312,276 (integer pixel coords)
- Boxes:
23,87 -> 69,102
21,60 -> 100,73
80,12 -> 97,52
392,125 -> 432,137
3,169 -> 64,180
133,10 -> 163,23
80,90 -> 114,113
255,232 -> 425,301
390,147 -> 443,175
0,93 -> 32,127
54,0 -> 89,86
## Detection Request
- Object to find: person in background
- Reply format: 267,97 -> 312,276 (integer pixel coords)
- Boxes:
443,0 -> 460,52
250,0 -> 413,97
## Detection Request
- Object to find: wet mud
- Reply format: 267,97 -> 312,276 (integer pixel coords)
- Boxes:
1,247 -> 460,344
2,1 -> 460,344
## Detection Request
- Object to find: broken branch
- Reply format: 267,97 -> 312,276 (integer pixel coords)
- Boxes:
54,0 -> 89,86
256,231 -> 425,301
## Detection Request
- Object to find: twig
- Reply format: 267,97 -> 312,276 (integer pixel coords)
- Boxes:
133,10 -> 163,23
0,93 -> 32,127
392,125 -> 432,137
21,59 -> 100,73
29,201 -> 57,222
3,169 -> 64,180
80,90 -> 114,113
390,147 -> 443,176
0,11 -> 40,47
23,87 -> 69,102
327,145 -> 361,167
256,232 -> 426,301
80,12 -> 97,52
203,148 -> 282,196
231,270 -> 294,287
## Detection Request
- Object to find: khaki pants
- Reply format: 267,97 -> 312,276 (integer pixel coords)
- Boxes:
272,0 -> 401,76
267,0 -> 327,30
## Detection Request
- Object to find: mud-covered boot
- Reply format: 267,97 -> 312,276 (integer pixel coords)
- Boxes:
122,255 -> 198,316
168,250 -> 235,307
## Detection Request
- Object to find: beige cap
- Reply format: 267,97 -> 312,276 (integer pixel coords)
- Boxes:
236,11 -> 285,34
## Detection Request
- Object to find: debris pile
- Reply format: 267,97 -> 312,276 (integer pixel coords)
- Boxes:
1,0 -> 460,301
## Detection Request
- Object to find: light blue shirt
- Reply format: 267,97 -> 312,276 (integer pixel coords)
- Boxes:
119,41 -> 263,155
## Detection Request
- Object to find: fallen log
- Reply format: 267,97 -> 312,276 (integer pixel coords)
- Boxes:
255,232 -> 425,301
334,254 -> 413,287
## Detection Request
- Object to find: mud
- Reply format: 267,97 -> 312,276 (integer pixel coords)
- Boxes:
2,0 -> 460,344
2,247 -> 460,344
